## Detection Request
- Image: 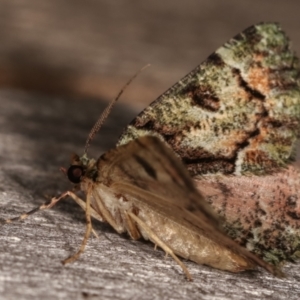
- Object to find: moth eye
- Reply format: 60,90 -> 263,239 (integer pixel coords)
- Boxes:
67,165 -> 84,184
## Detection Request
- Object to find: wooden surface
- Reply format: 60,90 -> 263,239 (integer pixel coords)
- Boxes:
0,1 -> 300,299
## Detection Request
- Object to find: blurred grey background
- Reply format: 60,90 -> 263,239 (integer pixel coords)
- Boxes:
0,0 -> 299,109
0,1 -> 300,299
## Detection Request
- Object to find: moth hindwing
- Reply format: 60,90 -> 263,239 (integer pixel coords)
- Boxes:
118,22 -> 300,263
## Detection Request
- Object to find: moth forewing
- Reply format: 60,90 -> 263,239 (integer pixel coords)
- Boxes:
96,136 -> 283,277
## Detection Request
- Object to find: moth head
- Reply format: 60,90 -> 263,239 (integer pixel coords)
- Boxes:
67,165 -> 84,184
66,153 -> 96,184
66,153 -> 84,184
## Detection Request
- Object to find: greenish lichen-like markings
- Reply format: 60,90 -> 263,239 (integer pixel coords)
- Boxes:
118,23 -> 300,176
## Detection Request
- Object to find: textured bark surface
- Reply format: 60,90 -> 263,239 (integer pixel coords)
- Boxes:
0,1 -> 300,299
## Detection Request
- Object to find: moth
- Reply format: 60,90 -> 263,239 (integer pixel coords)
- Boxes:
117,23 -> 300,264
2,23 -> 290,279
3,133 -> 282,280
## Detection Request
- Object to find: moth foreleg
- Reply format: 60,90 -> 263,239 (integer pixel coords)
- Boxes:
62,185 -> 93,265
58,190 -> 102,239
64,190 -> 104,223
2,189 -> 100,260
1,191 -> 72,225
127,212 -> 192,281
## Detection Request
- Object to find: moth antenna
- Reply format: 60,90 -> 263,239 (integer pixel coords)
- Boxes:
84,64 -> 151,154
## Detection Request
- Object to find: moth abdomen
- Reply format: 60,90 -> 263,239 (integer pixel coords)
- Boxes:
133,205 -> 256,272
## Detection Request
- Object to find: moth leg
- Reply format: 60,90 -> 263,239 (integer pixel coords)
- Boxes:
123,211 -> 141,240
63,190 -> 104,223
1,190 -> 102,226
62,185 -> 93,265
1,191 -> 72,225
45,191 -> 101,240
127,212 -> 192,281
2,189 -> 100,255
60,190 -> 104,240
92,229 -> 100,239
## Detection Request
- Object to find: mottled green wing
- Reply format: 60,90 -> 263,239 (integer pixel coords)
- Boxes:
117,23 -> 300,176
